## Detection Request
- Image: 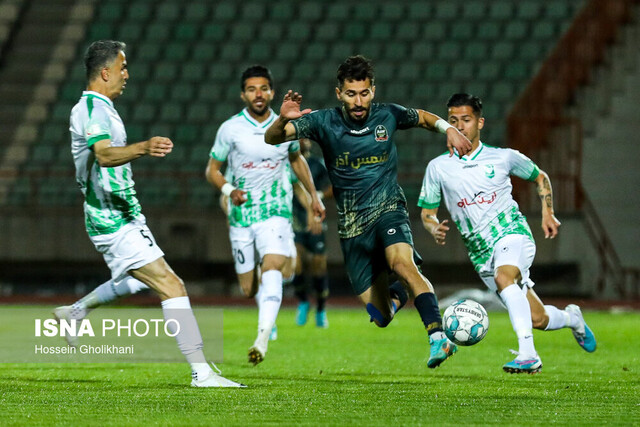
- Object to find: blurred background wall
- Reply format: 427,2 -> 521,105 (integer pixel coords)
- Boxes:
0,0 -> 638,300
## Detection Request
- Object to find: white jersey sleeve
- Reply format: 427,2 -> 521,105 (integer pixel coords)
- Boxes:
210,122 -> 232,162
507,149 -> 540,181
84,107 -> 112,147
418,159 -> 443,209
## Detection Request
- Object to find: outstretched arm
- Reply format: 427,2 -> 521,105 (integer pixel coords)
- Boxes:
421,207 -> 450,246
415,109 -> 472,158
289,150 -> 326,223
265,90 -> 312,145
92,136 -> 173,167
534,169 -> 561,239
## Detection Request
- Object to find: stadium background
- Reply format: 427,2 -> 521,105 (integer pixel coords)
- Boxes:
0,0 -> 637,303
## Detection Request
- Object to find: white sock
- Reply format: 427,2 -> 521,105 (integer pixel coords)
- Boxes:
257,270 -> 283,341
71,277 -> 150,320
564,307 -> 582,329
431,331 -> 446,341
500,284 -> 537,358
161,296 -> 212,379
544,305 -> 571,330
254,282 -> 262,308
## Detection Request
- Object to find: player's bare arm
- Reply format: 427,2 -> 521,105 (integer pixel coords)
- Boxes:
289,150 -> 326,222
265,90 -> 312,144
535,169 -> 561,239
421,207 -> 450,246
293,181 -> 322,235
205,157 -> 247,206
92,136 -> 172,167
415,109 -> 472,158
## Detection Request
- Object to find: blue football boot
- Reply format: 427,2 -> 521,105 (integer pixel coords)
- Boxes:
427,335 -> 457,368
565,304 -> 596,352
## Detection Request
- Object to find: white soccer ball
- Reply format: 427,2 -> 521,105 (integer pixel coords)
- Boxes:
443,299 -> 489,346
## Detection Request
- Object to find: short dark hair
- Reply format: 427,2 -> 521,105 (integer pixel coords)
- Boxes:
240,65 -> 273,90
84,40 -> 126,81
337,55 -> 375,88
446,93 -> 483,117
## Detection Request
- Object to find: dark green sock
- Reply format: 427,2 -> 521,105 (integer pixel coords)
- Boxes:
414,292 -> 443,335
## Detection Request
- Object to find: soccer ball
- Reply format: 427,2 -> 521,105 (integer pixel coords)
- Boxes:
442,299 -> 489,346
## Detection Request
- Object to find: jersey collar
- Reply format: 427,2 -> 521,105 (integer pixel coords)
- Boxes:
240,108 -> 276,128
460,141 -> 484,161
81,91 -> 114,108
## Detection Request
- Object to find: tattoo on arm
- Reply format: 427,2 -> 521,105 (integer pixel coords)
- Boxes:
536,176 -> 553,209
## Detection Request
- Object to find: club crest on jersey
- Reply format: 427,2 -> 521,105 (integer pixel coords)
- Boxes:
374,125 -> 388,142
484,164 -> 495,178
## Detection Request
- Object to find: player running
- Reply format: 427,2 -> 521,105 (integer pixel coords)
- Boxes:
419,93 -> 596,374
206,65 -> 325,365
265,55 -> 472,368
291,138 -> 333,328
55,40 -> 244,387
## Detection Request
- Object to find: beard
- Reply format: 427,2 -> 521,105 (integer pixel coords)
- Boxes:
346,105 -> 369,123
248,99 -> 269,116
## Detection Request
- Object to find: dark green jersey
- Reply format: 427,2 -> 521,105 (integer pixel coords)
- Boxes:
292,103 -> 419,238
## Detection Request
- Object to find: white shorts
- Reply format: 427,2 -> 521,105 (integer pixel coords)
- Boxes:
228,216 -> 295,275
478,234 -> 536,293
89,217 -> 165,281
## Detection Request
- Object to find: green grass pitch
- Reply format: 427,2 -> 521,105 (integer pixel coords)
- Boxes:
1,306 -> 638,425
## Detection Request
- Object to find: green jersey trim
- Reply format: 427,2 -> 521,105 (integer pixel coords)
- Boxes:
470,144 -> 484,160
527,166 -> 540,181
210,150 -> 226,162
417,200 -> 439,209
240,111 -> 276,129
87,133 -> 110,147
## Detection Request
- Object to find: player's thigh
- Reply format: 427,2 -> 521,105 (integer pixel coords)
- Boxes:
310,253 -> 327,275
254,216 -> 294,262
90,219 -> 165,282
339,225 -> 383,296
228,225 -> 256,275
492,234 -> 536,290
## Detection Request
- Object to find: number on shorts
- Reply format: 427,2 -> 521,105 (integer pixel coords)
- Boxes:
140,230 -> 154,247
233,248 -> 245,264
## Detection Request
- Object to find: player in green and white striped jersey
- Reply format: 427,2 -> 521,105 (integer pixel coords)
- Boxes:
55,40 -> 244,387
419,93 -> 596,374
206,65 -> 325,365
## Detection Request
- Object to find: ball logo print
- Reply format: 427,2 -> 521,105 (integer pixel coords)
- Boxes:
387,228 -> 396,235
443,299 -> 489,346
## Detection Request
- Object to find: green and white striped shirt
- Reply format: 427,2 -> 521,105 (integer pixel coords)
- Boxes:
418,142 -> 540,270
211,108 -> 299,227
70,91 -> 142,236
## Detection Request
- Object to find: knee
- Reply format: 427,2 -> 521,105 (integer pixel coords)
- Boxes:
494,272 -> 516,291
388,258 -> 414,278
366,303 -> 392,328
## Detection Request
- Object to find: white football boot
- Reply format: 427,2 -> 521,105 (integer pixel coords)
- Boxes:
52,305 -> 81,347
191,363 -> 246,388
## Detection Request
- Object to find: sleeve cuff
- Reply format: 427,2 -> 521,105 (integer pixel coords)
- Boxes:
417,200 -> 440,209
211,151 -> 226,162
87,134 -> 110,147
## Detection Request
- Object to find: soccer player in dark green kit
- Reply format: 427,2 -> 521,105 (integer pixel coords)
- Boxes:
265,56 -> 472,368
